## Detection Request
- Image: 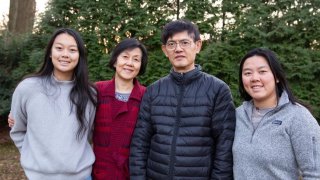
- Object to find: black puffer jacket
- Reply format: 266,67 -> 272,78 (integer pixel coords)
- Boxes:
130,65 -> 235,180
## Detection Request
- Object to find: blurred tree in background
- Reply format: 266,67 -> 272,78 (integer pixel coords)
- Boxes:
8,0 -> 36,35
0,0 -> 319,121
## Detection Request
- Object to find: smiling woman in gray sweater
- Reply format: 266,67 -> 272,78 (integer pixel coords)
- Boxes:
233,48 -> 320,180
10,28 -> 97,180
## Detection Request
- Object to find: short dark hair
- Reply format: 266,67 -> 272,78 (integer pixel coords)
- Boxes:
109,38 -> 148,76
239,48 -> 298,105
161,19 -> 201,45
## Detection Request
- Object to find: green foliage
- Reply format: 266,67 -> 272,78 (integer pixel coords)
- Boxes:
138,49 -> 171,86
198,43 -> 243,105
0,33 -> 45,115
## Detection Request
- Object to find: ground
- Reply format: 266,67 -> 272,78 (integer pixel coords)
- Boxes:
0,124 -> 27,180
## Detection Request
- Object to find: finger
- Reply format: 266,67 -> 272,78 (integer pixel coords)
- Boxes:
8,113 -> 14,127
8,119 -> 13,127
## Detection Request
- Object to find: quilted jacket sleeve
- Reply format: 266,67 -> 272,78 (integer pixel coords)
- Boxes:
129,88 -> 153,180
210,83 -> 236,180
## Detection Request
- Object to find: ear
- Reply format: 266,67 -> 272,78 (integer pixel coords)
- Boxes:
161,45 -> 168,57
195,40 -> 202,53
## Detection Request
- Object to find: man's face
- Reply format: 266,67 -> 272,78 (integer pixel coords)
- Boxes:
162,31 -> 202,73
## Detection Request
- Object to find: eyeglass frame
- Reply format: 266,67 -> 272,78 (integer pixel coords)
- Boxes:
165,39 -> 197,50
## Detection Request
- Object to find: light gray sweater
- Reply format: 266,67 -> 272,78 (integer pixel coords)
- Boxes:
10,75 -> 96,180
233,91 -> 320,180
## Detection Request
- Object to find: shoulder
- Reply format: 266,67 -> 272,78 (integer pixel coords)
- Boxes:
236,104 -> 245,112
236,103 -> 247,116
288,103 -> 318,124
137,83 -> 146,94
15,77 -> 41,92
134,80 -> 146,96
201,72 -> 228,87
147,75 -> 170,89
95,80 -> 112,87
12,77 -> 43,103
199,73 -> 232,98
95,80 -> 113,91
277,103 -> 319,136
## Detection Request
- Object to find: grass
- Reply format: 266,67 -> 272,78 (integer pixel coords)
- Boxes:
0,124 -> 27,180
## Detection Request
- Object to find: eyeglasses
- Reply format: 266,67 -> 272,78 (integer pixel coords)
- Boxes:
165,40 -> 193,50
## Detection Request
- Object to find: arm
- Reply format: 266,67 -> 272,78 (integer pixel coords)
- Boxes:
87,102 -> 96,142
129,89 -> 153,180
9,85 -> 28,152
211,84 -> 236,180
87,87 -> 97,142
291,107 -> 320,179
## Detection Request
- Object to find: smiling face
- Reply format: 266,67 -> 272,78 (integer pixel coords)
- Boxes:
114,47 -> 142,82
161,31 -> 202,73
51,33 -> 79,80
241,55 -> 278,108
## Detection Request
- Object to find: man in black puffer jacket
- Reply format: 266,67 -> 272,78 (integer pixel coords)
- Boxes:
130,19 -> 236,180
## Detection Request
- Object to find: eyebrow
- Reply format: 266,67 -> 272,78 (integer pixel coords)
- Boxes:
54,42 -> 78,47
243,65 -> 269,71
167,39 -> 190,42
121,51 -> 142,57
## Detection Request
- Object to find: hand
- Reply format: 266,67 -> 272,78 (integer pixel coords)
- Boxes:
8,112 -> 15,128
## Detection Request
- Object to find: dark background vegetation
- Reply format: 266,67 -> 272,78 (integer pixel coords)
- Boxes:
1,0 -> 319,122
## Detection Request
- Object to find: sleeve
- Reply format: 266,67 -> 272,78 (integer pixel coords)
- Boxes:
129,88 -> 153,180
210,83 -> 236,180
87,100 -> 96,142
290,107 -> 320,180
87,87 -> 97,142
9,83 -> 28,152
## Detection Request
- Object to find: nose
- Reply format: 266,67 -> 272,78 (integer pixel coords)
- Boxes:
125,58 -> 134,66
62,49 -> 69,58
175,43 -> 183,52
250,72 -> 259,81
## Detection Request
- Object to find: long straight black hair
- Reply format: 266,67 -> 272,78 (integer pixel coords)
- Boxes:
28,28 -> 97,139
239,48 -> 309,109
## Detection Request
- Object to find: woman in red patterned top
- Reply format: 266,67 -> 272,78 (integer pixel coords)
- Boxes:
92,38 -> 148,180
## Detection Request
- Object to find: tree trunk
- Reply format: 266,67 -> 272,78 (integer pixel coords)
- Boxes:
8,0 -> 36,35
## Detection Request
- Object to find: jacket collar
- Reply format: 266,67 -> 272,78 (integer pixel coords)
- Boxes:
242,91 -> 290,115
100,77 -> 144,101
170,64 -> 202,85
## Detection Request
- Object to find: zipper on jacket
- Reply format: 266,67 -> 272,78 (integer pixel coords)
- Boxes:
250,109 -> 274,143
168,84 -> 184,179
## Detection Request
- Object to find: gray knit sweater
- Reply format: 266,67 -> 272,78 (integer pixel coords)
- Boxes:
233,91 -> 320,180
10,75 -> 96,180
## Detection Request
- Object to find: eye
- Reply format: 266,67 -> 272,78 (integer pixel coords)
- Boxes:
70,48 -> 78,52
55,46 -> 62,50
167,42 -> 175,47
181,40 -> 190,45
243,71 -> 252,76
134,58 -> 141,62
259,70 -> 267,74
